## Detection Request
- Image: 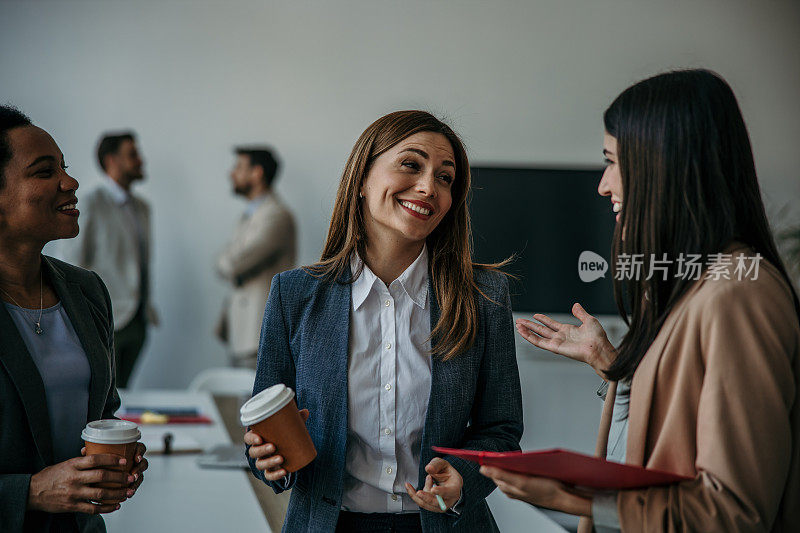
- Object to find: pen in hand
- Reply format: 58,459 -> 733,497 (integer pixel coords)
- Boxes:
432,480 -> 447,511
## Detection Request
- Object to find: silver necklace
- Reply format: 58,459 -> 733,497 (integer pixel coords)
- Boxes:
0,271 -> 44,334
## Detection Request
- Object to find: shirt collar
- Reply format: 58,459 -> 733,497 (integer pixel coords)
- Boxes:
102,175 -> 131,205
350,245 -> 429,311
244,192 -> 271,218
350,254 -> 379,311
396,245 -> 429,309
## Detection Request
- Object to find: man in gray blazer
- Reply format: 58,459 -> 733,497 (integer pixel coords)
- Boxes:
216,147 -> 296,369
62,131 -> 156,388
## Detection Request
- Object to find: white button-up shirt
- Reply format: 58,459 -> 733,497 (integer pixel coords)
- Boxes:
341,245 -> 432,513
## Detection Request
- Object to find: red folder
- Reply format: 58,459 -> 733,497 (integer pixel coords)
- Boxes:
433,447 -> 691,490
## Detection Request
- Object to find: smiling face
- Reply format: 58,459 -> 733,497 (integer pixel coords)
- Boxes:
0,125 -> 80,246
598,132 -> 623,223
360,131 -> 456,248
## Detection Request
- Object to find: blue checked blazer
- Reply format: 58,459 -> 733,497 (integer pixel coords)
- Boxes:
247,265 -> 523,533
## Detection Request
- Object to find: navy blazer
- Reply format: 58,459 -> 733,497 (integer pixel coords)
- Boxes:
0,256 -> 119,533
248,266 -> 523,532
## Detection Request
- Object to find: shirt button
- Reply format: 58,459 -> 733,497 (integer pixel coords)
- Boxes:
391,494 -> 398,501
384,428 -> 391,435
385,383 -> 391,391
385,343 -> 391,350
385,299 -> 391,307
386,467 -> 393,474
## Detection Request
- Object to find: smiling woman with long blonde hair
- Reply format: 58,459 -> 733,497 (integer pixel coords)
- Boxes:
244,110 -> 523,533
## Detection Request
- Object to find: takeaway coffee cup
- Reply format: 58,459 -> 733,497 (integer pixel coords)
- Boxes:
240,384 -> 316,473
82,419 -> 141,489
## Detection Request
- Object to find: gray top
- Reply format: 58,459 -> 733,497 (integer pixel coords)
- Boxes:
4,302 -> 91,463
592,382 -> 629,532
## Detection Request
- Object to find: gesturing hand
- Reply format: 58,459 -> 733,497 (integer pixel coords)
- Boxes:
27,454 -> 134,515
516,303 -> 617,379
406,458 -> 463,513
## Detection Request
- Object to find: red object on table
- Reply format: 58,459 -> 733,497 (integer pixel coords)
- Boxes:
433,446 -> 691,490
119,414 -> 213,425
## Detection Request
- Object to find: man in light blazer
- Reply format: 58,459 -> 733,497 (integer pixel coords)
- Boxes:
216,147 -> 296,369
61,131 -> 156,388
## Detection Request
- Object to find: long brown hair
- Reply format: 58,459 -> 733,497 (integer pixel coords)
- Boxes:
307,110 -> 505,360
604,69 -> 800,384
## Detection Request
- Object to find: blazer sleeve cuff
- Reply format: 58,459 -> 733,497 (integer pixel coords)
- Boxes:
442,455 -> 497,524
0,473 -> 32,531
448,489 -> 464,515
246,450 -> 296,494
280,472 -> 295,490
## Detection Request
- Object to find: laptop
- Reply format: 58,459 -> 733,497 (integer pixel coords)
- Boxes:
196,443 -> 250,469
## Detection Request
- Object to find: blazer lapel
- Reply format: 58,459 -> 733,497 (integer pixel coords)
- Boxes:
422,279 -> 443,442
328,269 -> 352,394
626,330 -> 668,465
626,284 -> 702,465
44,257 -> 110,421
419,278 -> 462,476
325,270 -> 352,471
0,303 -> 54,465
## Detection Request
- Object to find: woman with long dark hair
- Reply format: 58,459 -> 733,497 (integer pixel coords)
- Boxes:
244,110 -> 523,532
482,70 -> 800,531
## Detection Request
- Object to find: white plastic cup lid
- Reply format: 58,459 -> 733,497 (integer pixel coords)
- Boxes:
240,384 -> 295,427
82,419 -> 141,444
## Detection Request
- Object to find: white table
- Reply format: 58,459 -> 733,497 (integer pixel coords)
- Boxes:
103,390 -> 565,532
488,491 -> 569,532
103,389 -> 271,533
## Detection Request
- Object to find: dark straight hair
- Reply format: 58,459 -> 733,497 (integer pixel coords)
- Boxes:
97,131 -> 136,171
235,147 -> 279,187
603,69 -> 800,384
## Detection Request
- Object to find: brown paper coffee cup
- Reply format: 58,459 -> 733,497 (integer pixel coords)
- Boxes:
241,384 -> 316,473
81,419 -> 141,499
83,441 -> 139,488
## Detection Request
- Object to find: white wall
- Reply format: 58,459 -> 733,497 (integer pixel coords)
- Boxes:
2,0 -> 798,393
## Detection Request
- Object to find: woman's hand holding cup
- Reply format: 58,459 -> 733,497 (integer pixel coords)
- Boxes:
27,454 -> 132,514
516,303 -> 617,379
127,442 -> 148,497
79,442 -> 149,500
245,408 -> 310,481
79,419 -> 143,506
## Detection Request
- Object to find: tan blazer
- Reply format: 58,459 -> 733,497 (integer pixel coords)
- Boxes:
602,246 -> 800,532
216,192 -> 296,357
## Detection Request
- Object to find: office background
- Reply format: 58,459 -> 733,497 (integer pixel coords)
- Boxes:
2,0 -> 797,389
3,1 -> 799,530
